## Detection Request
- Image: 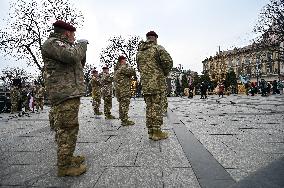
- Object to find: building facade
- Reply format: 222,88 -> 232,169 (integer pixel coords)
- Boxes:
202,43 -> 284,83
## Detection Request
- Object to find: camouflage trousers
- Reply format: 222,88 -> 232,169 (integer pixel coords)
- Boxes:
35,98 -> 44,111
11,102 -> 19,113
49,105 -> 55,131
11,96 -> 19,113
92,95 -> 101,114
118,96 -> 130,122
161,91 -> 168,114
54,97 -> 80,168
144,93 -> 163,131
103,95 -> 112,116
22,97 -> 30,112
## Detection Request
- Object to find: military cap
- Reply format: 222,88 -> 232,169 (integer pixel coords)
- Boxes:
146,31 -> 158,38
102,66 -> 109,70
53,20 -> 76,32
118,55 -> 126,62
91,69 -> 98,74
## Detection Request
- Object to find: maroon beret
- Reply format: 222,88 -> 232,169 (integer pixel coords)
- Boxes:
53,20 -> 76,32
91,69 -> 98,74
118,55 -> 126,62
102,66 -> 109,70
146,31 -> 158,38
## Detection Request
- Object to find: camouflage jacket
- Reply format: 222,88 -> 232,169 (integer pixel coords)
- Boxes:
35,86 -> 44,99
90,76 -> 101,97
101,72 -> 113,97
136,40 -> 173,95
41,33 -> 87,105
10,87 -> 21,101
115,64 -> 136,98
113,62 -> 121,92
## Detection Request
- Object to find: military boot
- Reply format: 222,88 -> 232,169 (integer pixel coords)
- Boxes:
150,129 -> 169,141
121,120 -> 135,126
105,114 -> 116,119
71,155 -> 85,165
57,164 -> 87,177
163,112 -> 168,117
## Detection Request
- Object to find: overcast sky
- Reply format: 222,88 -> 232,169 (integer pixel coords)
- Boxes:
0,0 -> 269,75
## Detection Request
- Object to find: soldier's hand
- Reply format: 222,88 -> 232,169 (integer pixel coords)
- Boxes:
77,39 -> 89,44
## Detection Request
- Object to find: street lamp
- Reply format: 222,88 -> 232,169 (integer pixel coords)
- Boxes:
279,42 -> 284,81
177,64 -> 184,72
256,59 -> 260,87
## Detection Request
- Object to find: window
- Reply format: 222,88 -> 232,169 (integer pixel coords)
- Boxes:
245,57 -> 250,65
267,52 -> 272,61
266,62 -> 272,73
227,60 -> 233,69
235,58 -> 240,66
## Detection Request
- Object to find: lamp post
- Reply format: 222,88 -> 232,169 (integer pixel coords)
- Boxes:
256,59 -> 260,87
279,42 -> 284,81
177,64 -> 184,83
178,64 -> 183,72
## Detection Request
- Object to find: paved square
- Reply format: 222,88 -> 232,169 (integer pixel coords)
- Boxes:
0,95 -> 283,187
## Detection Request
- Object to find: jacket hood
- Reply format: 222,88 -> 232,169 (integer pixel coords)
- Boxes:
138,40 -> 156,51
49,32 -> 71,44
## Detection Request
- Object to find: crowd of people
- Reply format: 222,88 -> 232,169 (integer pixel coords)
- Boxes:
8,81 -> 45,115
245,79 -> 284,96
184,79 -> 283,100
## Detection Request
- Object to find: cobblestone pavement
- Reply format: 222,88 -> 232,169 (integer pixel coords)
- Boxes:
0,95 -> 283,187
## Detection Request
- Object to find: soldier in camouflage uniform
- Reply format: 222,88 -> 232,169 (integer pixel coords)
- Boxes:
113,61 -> 121,97
41,20 -> 88,176
22,85 -> 31,112
114,56 -> 136,126
101,67 -> 116,119
10,85 -> 21,114
90,69 -> 103,115
35,84 -> 44,111
136,31 -> 173,141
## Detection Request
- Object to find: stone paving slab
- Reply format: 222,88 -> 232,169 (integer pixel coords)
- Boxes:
230,157 -> 284,188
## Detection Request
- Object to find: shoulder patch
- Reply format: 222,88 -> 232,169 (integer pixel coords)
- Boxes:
55,40 -> 66,47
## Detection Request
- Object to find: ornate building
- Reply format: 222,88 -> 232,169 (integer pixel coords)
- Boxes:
202,42 -> 284,83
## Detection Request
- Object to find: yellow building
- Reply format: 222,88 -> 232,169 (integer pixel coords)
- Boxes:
202,42 -> 283,83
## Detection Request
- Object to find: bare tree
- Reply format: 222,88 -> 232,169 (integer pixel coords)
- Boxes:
254,0 -> 284,45
1,67 -> 33,85
82,63 -> 96,95
0,0 -> 84,72
100,35 -> 142,70
253,0 -> 284,79
83,63 -> 95,84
